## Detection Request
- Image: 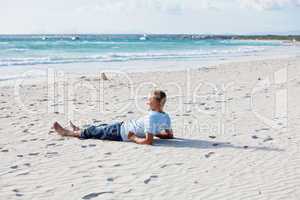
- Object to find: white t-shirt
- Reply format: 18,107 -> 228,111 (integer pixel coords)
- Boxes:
120,111 -> 171,141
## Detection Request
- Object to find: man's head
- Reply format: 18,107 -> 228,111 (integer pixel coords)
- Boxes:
147,90 -> 167,112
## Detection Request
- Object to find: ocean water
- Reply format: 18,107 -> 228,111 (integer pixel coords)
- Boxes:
0,34 -> 286,67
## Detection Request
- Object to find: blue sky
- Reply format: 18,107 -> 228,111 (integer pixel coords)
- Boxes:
1,0 -> 300,34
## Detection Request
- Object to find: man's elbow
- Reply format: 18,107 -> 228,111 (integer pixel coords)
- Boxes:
143,137 -> 153,145
144,139 -> 153,145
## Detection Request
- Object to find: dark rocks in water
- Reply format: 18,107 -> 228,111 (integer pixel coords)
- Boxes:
209,135 -> 216,139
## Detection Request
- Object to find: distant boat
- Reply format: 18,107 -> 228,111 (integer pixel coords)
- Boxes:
139,34 -> 148,41
41,36 -> 47,41
71,36 -> 79,41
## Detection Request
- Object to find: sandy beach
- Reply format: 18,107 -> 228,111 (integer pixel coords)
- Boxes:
1,56 -> 300,200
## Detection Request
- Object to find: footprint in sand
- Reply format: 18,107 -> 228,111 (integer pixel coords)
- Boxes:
46,143 -> 56,147
82,191 -> 114,199
263,136 -> 273,142
12,189 -> 24,197
144,175 -> 158,184
205,152 -> 215,158
28,153 -> 39,156
46,152 -> 59,156
252,135 -> 259,139
106,177 -> 114,182
160,163 -> 183,168
123,189 -> 132,193
17,172 -> 30,176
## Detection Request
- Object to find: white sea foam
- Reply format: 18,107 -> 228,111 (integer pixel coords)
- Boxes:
0,46 -> 266,67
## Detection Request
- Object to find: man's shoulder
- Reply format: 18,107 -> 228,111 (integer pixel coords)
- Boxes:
148,111 -> 170,120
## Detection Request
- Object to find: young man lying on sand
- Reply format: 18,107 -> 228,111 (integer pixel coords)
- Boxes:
53,90 -> 173,145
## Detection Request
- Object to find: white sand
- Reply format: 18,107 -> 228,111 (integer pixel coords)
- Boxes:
0,57 -> 300,199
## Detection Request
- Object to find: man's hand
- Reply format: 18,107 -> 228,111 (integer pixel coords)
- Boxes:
156,129 -> 174,139
128,132 -> 135,140
128,132 -> 153,145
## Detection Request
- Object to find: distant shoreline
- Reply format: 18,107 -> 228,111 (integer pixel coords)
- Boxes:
0,34 -> 299,41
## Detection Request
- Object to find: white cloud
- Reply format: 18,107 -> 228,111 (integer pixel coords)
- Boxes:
237,0 -> 300,10
76,0 -> 220,15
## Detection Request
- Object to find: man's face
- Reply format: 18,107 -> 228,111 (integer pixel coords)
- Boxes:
147,95 -> 160,110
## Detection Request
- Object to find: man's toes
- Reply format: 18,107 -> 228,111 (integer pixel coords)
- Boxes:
53,122 -> 63,131
53,122 -> 58,129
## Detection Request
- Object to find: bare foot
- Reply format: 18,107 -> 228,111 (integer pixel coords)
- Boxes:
70,121 -> 80,131
53,122 -> 80,137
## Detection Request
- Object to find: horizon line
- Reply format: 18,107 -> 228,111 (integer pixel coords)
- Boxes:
0,33 -> 300,36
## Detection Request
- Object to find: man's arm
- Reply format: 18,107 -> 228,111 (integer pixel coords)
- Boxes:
156,129 -> 174,139
128,132 -> 154,145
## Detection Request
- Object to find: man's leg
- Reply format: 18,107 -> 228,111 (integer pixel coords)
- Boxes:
70,121 -> 80,131
53,122 -> 81,137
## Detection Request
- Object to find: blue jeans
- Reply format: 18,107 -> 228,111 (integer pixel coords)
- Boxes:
80,122 -> 123,141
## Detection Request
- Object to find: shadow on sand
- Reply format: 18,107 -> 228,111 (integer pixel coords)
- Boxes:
154,137 -> 284,152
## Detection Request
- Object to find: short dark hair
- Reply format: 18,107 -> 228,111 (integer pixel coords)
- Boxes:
152,90 -> 167,106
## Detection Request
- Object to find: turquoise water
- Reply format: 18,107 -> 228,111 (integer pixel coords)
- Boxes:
0,34 -> 282,67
